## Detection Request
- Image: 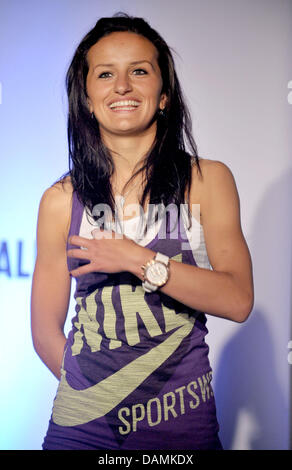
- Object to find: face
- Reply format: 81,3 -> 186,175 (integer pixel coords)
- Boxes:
86,31 -> 167,138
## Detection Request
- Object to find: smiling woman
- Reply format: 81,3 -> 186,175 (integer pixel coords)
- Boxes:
31,12 -> 254,451
86,32 -> 167,139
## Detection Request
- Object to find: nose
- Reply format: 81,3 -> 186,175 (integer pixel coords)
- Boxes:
114,72 -> 132,95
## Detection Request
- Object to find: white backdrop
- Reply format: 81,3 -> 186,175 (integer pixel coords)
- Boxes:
0,0 -> 291,450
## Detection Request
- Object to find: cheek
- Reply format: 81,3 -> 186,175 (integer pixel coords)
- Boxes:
143,81 -> 163,105
87,81 -> 100,100
152,80 -> 164,104
86,77 -> 108,104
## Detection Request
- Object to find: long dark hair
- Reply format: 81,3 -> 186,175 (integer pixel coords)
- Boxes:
65,12 -> 201,229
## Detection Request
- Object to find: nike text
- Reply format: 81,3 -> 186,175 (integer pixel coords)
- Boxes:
118,372 -> 213,435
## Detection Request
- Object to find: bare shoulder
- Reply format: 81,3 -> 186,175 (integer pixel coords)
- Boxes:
203,158 -> 238,200
40,175 -> 73,210
38,175 -> 73,241
194,157 -> 235,181
190,158 -> 239,224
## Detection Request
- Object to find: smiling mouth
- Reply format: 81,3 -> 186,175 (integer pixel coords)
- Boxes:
109,100 -> 141,111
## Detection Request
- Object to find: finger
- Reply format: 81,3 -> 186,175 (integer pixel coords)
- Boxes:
68,235 -> 91,248
91,228 -> 120,239
91,229 -> 125,240
70,263 -> 96,278
69,235 -> 91,246
67,248 -> 91,260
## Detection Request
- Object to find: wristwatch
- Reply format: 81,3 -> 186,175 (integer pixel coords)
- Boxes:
141,252 -> 170,293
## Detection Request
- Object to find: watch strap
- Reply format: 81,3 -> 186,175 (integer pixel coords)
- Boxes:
155,252 -> 169,265
142,280 -> 158,293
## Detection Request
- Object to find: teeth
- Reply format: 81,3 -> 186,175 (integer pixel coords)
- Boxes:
109,100 -> 140,108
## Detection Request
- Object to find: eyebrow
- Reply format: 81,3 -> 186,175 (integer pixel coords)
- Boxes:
93,60 -> 155,70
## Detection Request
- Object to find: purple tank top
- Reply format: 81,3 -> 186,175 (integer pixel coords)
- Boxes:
43,192 -> 222,450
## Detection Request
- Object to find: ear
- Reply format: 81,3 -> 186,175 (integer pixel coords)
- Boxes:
159,93 -> 168,111
87,97 -> 93,114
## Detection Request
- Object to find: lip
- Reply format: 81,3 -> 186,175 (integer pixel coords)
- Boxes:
109,106 -> 139,113
107,97 -> 142,108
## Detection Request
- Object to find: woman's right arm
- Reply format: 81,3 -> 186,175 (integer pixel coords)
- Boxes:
31,181 -> 72,380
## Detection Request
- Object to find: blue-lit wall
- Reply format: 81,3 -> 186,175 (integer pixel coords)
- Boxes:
0,0 -> 291,450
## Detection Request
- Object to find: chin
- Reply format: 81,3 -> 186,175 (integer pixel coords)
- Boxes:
110,125 -> 151,137
100,119 -> 156,138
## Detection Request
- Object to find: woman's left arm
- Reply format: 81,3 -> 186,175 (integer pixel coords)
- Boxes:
68,160 -> 254,323
131,160 -> 254,323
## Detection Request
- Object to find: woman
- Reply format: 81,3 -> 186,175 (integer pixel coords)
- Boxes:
31,13 -> 254,450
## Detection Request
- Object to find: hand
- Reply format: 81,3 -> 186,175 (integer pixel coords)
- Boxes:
67,228 -> 140,277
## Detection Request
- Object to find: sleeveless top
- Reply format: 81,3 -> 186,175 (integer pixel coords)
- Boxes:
43,192 -> 222,450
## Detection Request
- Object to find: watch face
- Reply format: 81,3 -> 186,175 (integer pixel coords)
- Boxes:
146,261 -> 168,286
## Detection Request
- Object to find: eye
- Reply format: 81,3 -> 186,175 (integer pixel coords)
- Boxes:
132,68 -> 148,75
98,71 -> 112,79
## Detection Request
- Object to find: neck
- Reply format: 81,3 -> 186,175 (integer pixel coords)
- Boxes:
100,127 -> 156,177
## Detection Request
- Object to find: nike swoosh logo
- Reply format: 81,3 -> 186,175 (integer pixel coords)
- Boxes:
52,319 -> 195,427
